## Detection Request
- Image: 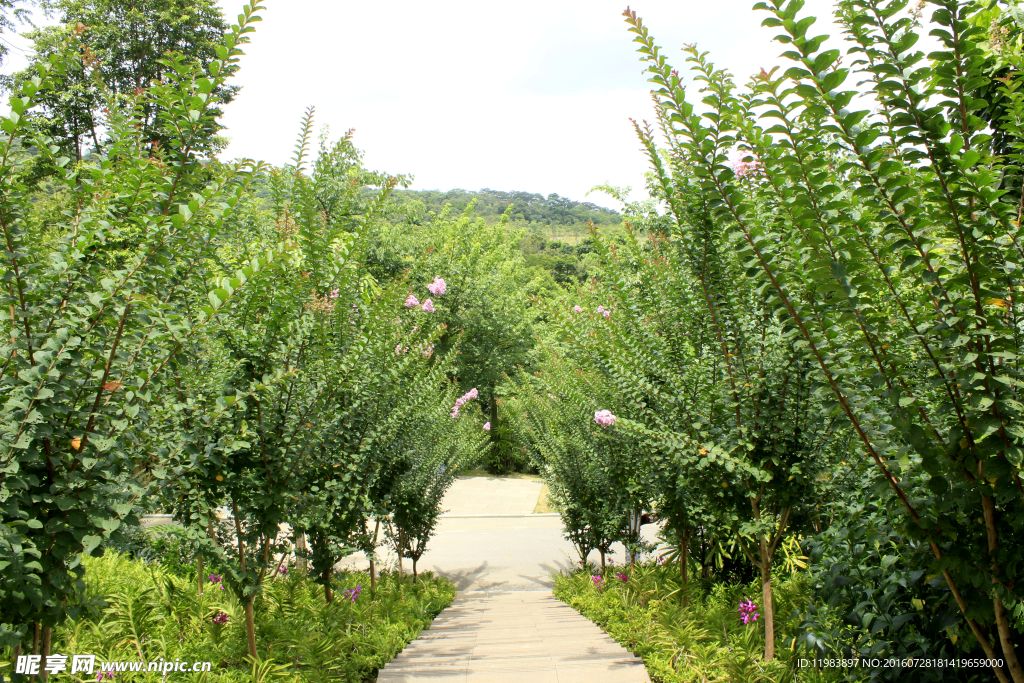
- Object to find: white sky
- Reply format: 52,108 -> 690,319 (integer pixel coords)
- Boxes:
4,0 -> 849,209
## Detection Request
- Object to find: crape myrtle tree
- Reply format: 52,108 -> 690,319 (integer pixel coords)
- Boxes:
622,0 -> 1024,677
0,0 -> 268,659
294,299 -> 458,600
385,388 -> 490,579
507,360 -> 650,570
155,114 -> 443,656
391,203 -> 538,473
535,217 -> 841,659
9,0 -> 237,164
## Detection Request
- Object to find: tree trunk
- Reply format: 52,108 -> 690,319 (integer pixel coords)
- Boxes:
679,526 -> 691,605
397,528 -> 405,579
233,503 -> 257,659
599,548 -> 606,569
296,532 -> 308,573
324,583 -> 333,604
413,556 -> 418,580
995,595 -> 1024,683
39,627 -> 51,680
759,537 -> 775,661
243,599 -> 257,658
370,518 -> 380,590
489,389 -> 499,471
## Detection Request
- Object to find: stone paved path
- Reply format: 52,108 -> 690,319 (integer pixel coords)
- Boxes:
377,591 -> 651,683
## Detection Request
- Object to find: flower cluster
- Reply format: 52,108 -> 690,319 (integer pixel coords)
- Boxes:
427,277 -> 447,296
422,343 -> 434,358
450,387 -> 479,418
596,305 -> 611,319
405,294 -> 419,308
212,611 -> 229,625
345,584 -> 362,602
96,673 -> 118,681
421,299 -> 435,313
738,599 -> 760,624
207,573 -> 225,590
591,574 -> 604,589
594,410 -> 617,428
732,155 -> 762,179
278,565 -> 288,575
573,305 -> 582,313
483,421 -> 491,431
657,555 -> 667,566
616,572 -> 628,583
395,344 -> 408,355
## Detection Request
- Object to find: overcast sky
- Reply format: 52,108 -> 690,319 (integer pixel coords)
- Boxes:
5,0 -> 847,208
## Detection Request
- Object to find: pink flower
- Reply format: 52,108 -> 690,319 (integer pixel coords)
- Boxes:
592,574 -> 604,589
212,611 -> 229,625
732,154 -> 762,179
450,389 -> 479,418
596,305 -> 611,318
278,565 -> 288,575
329,288 -> 339,299
395,344 -> 407,355
405,294 -> 419,308
738,599 -> 760,625
427,277 -> 447,296
594,410 -> 617,427
422,344 -> 434,358
483,422 -> 491,431
573,305 -> 582,313
421,299 -> 435,313
616,572 -> 628,582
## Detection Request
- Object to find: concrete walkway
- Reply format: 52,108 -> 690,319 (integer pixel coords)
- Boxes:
442,476 -> 545,516
377,591 -> 651,683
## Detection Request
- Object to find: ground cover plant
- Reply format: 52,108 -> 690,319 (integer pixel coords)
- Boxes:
554,558 -> 812,683
0,550 -> 455,682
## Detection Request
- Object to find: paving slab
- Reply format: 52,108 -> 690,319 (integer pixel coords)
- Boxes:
377,592 -> 650,683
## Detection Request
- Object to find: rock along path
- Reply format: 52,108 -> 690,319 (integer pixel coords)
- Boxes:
377,591 -> 651,683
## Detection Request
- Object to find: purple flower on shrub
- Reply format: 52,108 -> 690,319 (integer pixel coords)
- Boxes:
96,673 -> 119,681
591,574 -> 604,589
212,611 -> 229,625
208,574 -> 221,583
616,572 -> 628,583
345,584 -> 362,602
278,565 -> 288,575
657,556 -> 667,566
738,599 -> 760,625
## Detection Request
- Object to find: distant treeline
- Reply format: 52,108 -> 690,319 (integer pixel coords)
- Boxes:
391,188 -> 622,227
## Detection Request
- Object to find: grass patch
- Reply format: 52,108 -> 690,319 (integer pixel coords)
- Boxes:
533,483 -> 555,513
29,552 -> 455,682
554,560 -> 830,683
